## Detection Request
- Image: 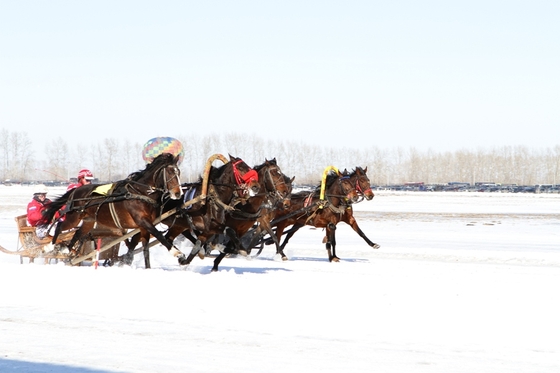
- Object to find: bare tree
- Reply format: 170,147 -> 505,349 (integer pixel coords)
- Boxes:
94,138 -> 121,182
43,137 -> 69,181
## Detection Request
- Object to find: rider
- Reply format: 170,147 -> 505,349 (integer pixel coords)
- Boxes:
27,184 -> 52,239
67,169 -> 94,191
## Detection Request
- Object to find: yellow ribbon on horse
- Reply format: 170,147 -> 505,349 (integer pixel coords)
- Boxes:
319,165 -> 340,204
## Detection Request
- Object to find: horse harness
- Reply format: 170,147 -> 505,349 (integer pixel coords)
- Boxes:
64,163 -> 180,229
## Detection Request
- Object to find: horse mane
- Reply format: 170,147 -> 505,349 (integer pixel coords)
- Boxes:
253,158 -> 277,172
125,153 -> 176,183
325,170 -> 344,188
192,161 -> 225,185
353,166 -> 366,175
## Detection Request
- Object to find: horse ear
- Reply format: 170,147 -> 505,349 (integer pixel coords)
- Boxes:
290,176 -> 295,183
364,166 -> 368,173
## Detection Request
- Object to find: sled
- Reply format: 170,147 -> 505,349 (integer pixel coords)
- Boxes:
0,154 -> 228,266
0,214 -> 124,265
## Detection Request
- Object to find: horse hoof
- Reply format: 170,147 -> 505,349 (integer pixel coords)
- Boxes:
372,243 -> 380,249
197,251 -> 205,260
330,257 -> 340,262
118,255 -> 133,266
178,255 -> 189,266
238,250 -> 248,257
281,256 -> 289,261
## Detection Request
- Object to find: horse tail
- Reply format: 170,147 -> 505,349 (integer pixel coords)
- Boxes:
43,189 -> 74,222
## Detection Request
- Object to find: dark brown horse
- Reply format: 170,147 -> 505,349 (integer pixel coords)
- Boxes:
42,153 -> 183,268
157,154 -> 262,268
203,158 -> 294,271
259,166 -> 379,262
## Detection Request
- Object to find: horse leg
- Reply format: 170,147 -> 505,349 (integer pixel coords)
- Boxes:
278,223 -> 303,252
212,252 -> 227,272
208,228 -> 246,272
324,222 -> 339,262
51,221 -> 63,244
143,223 -> 189,266
183,239 -> 204,264
66,228 -> 85,255
344,214 -> 380,249
120,233 -> 141,266
223,227 -> 247,256
212,240 -> 236,272
261,225 -> 288,260
244,225 -> 266,255
257,218 -> 288,260
143,237 -> 151,269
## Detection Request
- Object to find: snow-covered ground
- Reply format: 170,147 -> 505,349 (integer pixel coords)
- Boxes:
1,186 -> 559,373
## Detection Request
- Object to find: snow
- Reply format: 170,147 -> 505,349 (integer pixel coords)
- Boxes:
1,186 -> 559,373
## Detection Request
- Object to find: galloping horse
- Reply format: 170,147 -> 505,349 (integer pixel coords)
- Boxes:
42,153 -> 183,268
158,154 -> 261,267
206,158 -> 294,271
262,167 -> 379,262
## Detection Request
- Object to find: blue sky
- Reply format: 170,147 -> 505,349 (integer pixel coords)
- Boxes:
1,1 -> 559,155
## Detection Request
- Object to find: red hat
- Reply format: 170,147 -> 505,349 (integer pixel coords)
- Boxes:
78,169 -> 94,180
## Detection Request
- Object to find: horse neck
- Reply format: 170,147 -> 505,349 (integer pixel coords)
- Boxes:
325,177 -> 348,207
258,166 -> 279,196
126,163 -> 168,197
210,164 -> 237,201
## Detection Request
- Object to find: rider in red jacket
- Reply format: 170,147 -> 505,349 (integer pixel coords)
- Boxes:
67,169 -> 94,191
27,185 -> 52,238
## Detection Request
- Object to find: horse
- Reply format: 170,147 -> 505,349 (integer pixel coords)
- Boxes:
204,158 -> 294,271
259,167 -> 379,262
154,154 -> 262,267
42,152 -> 183,268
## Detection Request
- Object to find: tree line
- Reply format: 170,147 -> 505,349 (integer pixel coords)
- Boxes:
1,129 -> 559,186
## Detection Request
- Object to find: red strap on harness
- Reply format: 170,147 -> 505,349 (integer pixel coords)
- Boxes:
233,160 -> 259,185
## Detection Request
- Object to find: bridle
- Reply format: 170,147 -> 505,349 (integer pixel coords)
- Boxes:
151,164 -> 182,197
351,169 -> 373,202
232,159 -> 259,197
126,163 -> 182,200
262,164 -> 291,205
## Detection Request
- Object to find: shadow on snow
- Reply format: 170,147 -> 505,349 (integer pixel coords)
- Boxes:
0,358 -> 125,373
192,264 -> 293,275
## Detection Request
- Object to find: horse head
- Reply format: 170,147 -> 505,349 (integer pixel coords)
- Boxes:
338,169 -> 360,203
229,155 -> 260,198
326,169 -> 359,204
256,158 -> 294,209
353,166 -> 374,201
148,153 -> 183,200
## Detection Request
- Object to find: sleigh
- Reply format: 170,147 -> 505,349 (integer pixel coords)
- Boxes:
0,214 -> 124,265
